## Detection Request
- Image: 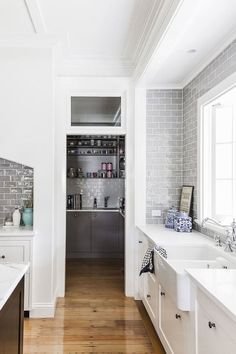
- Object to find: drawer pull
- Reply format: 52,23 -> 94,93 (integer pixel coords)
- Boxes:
1,255 -> 5,259
160,291 -> 165,296
139,241 -> 143,244
146,294 -> 151,298
208,321 -> 216,329
175,314 -> 181,319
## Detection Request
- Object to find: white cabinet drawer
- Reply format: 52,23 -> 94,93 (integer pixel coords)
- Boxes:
0,241 -> 30,263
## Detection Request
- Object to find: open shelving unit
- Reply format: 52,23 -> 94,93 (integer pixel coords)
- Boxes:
67,135 -> 125,179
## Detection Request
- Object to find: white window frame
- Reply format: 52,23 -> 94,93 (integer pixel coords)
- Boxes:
198,72 -> 236,229
66,89 -> 127,135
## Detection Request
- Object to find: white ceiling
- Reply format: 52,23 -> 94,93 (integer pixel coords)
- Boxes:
0,0 -> 35,35
39,0 -> 157,61
0,0 -> 235,84
141,0 -> 236,87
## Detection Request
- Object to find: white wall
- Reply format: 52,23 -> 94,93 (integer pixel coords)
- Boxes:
0,47 -> 56,317
55,76 -> 136,297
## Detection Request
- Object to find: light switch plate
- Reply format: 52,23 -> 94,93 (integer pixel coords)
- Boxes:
152,209 -> 162,217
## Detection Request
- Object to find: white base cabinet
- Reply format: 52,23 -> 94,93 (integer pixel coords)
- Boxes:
138,231 -> 236,354
196,289 -> 236,354
0,237 -> 33,311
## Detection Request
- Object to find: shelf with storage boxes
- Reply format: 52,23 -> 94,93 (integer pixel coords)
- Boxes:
0,235 -> 33,311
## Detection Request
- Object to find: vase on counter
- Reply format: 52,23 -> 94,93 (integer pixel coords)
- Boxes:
13,208 -> 21,227
22,208 -> 33,226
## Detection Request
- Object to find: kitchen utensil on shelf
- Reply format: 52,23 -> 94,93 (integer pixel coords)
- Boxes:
67,195 -> 75,209
107,170 -> 112,178
119,157 -> 125,170
68,168 -> 77,178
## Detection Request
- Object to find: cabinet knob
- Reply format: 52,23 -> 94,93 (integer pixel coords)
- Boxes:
160,291 -> 165,296
208,321 -> 216,329
146,294 -> 151,298
175,314 -> 181,319
73,213 -> 77,217
139,241 -> 143,244
1,255 -> 5,259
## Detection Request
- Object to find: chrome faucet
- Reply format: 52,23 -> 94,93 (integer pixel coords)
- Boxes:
201,217 -> 236,252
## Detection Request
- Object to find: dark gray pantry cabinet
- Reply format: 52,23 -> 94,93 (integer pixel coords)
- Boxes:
66,211 -> 124,258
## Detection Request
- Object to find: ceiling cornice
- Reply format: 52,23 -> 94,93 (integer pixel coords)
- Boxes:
24,0 -> 46,34
133,0 -> 184,83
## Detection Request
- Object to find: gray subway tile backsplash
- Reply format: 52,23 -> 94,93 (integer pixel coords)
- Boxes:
146,39 -> 236,226
146,89 -> 183,224
0,158 -> 33,225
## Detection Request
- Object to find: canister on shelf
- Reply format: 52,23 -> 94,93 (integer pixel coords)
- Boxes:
107,162 -> 113,171
101,162 -> 107,170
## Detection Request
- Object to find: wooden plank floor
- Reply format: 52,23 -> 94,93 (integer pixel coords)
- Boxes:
24,259 -> 165,354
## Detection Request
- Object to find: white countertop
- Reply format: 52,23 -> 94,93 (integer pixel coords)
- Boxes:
137,224 -> 213,246
0,226 -> 34,237
187,269 -> 236,322
0,262 -> 29,310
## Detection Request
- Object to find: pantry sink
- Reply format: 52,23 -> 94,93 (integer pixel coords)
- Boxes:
154,244 -> 236,311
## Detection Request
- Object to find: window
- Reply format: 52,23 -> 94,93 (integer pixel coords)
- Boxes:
71,96 -> 121,127
200,84 -> 236,224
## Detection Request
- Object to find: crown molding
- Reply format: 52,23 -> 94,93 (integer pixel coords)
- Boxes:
180,29 -> 236,88
133,0 -> 184,83
123,0 -> 162,63
24,0 -> 47,34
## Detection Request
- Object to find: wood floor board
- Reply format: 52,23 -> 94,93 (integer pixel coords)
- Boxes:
24,259 -> 165,354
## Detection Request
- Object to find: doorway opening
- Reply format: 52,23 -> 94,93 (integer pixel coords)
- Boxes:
65,134 -> 125,293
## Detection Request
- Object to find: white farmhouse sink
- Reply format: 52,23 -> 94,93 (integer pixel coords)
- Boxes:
163,244 -> 223,260
154,245 -> 236,311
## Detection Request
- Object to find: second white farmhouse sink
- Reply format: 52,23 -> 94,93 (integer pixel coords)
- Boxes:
154,244 -> 236,311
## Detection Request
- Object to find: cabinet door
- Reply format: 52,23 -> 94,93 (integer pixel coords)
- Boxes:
0,278 -> 24,354
66,212 -> 91,256
196,293 -> 236,354
159,286 -> 191,354
92,212 -> 119,253
143,272 -> 158,328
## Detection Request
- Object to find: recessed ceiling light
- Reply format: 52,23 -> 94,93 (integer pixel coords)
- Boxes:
187,49 -> 197,54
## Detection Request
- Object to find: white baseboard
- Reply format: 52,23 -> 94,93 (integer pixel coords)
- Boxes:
29,302 -> 56,318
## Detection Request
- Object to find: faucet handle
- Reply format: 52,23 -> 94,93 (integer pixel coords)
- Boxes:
214,234 -> 222,247
224,230 -> 233,252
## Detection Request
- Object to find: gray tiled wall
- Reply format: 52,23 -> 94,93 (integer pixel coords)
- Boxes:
0,158 -> 34,225
183,40 -> 236,218
146,90 -> 183,224
67,178 -> 125,209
